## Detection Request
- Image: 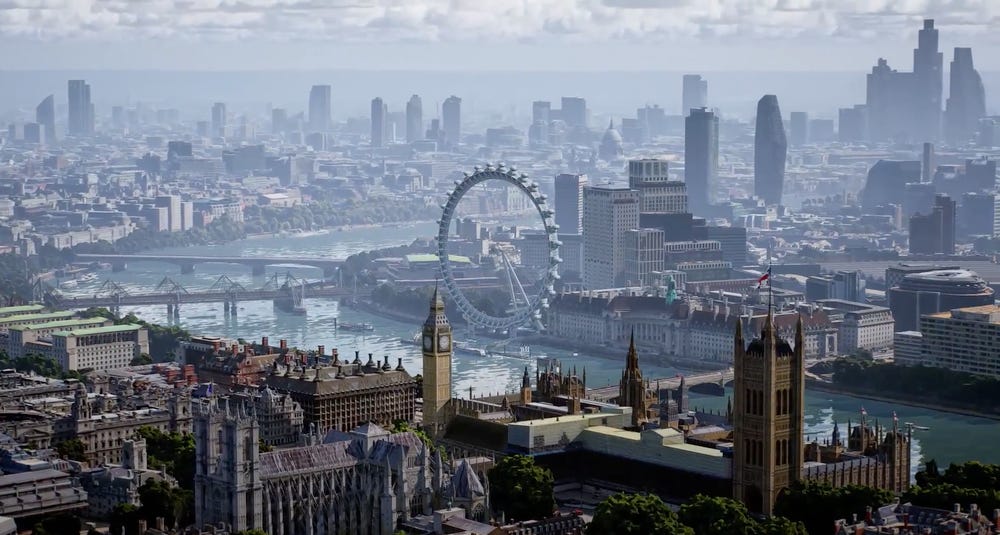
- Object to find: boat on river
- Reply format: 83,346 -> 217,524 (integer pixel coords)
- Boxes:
338,321 -> 374,332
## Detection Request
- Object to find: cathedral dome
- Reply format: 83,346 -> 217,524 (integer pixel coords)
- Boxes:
599,119 -> 624,161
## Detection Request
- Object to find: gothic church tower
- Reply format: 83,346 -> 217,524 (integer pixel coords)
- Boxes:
732,315 -> 805,515
422,286 -> 452,437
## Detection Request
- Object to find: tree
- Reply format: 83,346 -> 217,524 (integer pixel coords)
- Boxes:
259,439 -> 274,453
110,502 -> 139,535
32,513 -> 81,535
758,516 -> 809,535
136,426 -> 196,490
678,494 -> 758,535
138,479 -> 195,529
54,438 -> 87,461
131,352 -> 153,366
488,455 -> 556,522
774,481 -> 893,535
588,493 -> 693,535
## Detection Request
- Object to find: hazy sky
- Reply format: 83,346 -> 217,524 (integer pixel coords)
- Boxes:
0,0 -> 998,71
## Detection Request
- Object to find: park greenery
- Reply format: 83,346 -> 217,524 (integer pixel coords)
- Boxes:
54,438 -> 87,462
82,307 -> 191,361
110,480 -> 195,534
830,357 -> 1000,414
906,460 -> 1000,513
488,455 -> 556,523
588,493 -> 693,535
31,513 -> 82,535
242,198 -> 440,235
136,426 -> 196,490
73,215 -> 247,255
773,480 -> 894,535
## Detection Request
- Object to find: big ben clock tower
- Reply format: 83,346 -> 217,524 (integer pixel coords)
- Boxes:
422,286 -> 452,437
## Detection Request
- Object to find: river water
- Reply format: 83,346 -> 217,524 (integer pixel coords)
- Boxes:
58,222 -> 1000,470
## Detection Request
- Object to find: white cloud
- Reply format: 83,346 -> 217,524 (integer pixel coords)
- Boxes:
0,0 -> 996,45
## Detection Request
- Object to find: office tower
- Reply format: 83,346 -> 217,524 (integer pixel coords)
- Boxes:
861,160 -> 921,210
554,173 -> 587,234
35,95 -> 55,143
959,192 -> 1000,238
838,105 -> 868,142
908,194 -> 955,254
67,80 -> 94,136
370,97 -> 387,148
685,107 -> 719,215
211,102 -> 226,137
966,158 -> 998,192
155,195 -> 182,233
405,95 -> 423,143
271,108 -> 287,134
308,85 -> 331,132
442,96 -> 461,148
681,74 -> 708,116
945,48 -> 986,146
582,186 -> 639,289
889,269 -> 993,331
624,228 -> 665,287
638,105 -> 668,138
979,118 -> 998,147
167,141 -> 193,160
22,123 -> 42,144
560,97 -> 587,128
866,58 -> 913,142
732,316 -> 805,515
921,142 -> 934,182
789,112 -> 809,147
753,95 -> 787,206
530,101 -> 551,146
628,159 -> 687,214
913,19 -> 943,142
903,182 -> 935,220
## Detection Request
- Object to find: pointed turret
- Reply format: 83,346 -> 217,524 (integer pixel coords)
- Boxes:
832,421 -> 841,446
521,366 -> 530,389
626,329 -> 639,371
794,314 -> 805,351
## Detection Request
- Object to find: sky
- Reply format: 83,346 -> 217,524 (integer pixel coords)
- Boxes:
0,0 -> 998,71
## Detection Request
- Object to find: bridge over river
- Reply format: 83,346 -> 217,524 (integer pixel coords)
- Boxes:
74,253 -> 346,276
586,368 -> 735,402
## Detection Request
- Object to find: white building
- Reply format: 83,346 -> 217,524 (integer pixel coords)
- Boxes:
817,299 -> 895,354
50,324 -> 150,372
582,186 -> 639,289
917,305 -> 1000,377
624,228 -> 665,288
628,159 -> 688,214
892,331 -> 923,366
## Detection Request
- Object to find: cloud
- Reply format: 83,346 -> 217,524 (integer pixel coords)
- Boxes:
0,0 -> 996,44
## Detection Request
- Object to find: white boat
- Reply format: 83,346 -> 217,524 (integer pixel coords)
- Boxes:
59,280 -> 78,289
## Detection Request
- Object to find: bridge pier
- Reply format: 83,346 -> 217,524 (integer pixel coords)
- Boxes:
323,266 -> 337,279
180,263 -> 195,275
224,300 -> 238,316
252,265 -> 266,276
112,262 -> 127,272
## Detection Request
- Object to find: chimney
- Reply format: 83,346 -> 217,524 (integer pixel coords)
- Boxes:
155,517 -> 165,531
865,506 -> 872,524
332,348 -> 339,364
262,336 -> 269,348
138,519 -> 147,533
231,343 -> 238,355
954,503 -> 961,514
280,339 -> 287,350
318,345 -> 325,356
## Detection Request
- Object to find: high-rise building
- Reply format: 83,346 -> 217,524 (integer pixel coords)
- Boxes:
211,102 -> 226,138
370,97 -> 387,148
945,48 -> 986,146
554,173 -> 587,235
22,123 -> 41,144
560,97 -> 587,128
732,315 -> 805,515
838,105 -> 868,142
155,195 -> 182,233
67,80 -> 94,136
685,107 -> 719,215
35,95 -> 55,143
582,186 -> 639,289
888,269 -> 994,331
908,194 -> 955,255
628,159 -> 687,214
866,59 -> 913,142
959,192 -> 1000,238
405,94 -> 423,143
442,96 -> 461,148
422,287 -> 452,437
861,160 -> 921,210
271,108 -> 287,134
308,85 -> 331,132
681,74 -> 708,116
530,101 -> 551,146
624,228 -> 665,288
753,95 -> 788,207
789,112 -> 809,147
913,19 -> 943,142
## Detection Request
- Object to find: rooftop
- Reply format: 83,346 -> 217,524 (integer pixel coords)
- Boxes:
0,304 -> 46,316
405,253 -> 471,264
8,318 -> 109,331
0,311 -> 76,323
51,323 -> 143,337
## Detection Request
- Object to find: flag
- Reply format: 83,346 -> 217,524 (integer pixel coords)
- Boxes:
893,411 -> 898,422
861,406 -> 867,416
756,267 -> 771,289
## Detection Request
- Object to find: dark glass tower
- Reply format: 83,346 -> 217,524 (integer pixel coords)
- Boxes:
308,85 -> 331,132
370,97 -> 387,148
67,80 -> 94,136
405,95 -> 423,143
913,19 -> 943,141
35,95 -> 55,143
753,95 -> 787,207
684,107 -> 718,215
442,96 -> 461,148
945,48 -> 986,146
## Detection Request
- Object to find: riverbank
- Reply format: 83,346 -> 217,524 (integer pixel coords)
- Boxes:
806,379 -> 1000,422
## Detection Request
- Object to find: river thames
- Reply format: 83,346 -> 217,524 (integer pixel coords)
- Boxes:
58,222 -> 1000,472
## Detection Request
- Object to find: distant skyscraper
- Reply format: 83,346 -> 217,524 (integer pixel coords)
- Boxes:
629,159 -> 687,214
909,194 -> 955,255
838,105 -> 868,143
560,97 -> 587,128
67,80 -> 94,136
685,107 -> 719,215
554,173 -> 587,235
271,108 -> 287,134
530,101 -> 551,146
945,48 -> 986,146
913,19 -> 943,142
308,85 -> 331,132
442,96 -> 461,148
789,112 -> 809,147
406,95 -> 423,143
582,186 -> 639,289
754,95 -> 788,206
370,97 -> 387,148
35,95 -> 55,143
211,102 -> 226,137
23,123 -> 42,144
681,74 -> 708,116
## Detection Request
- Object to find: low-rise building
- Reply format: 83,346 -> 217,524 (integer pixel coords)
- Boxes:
817,299 -> 894,354
51,324 -> 149,372
893,331 -> 923,366
6,317 -> 112,358
0,469 -> 88,519
917,305 -> 1000,377
79,438 -> 173,518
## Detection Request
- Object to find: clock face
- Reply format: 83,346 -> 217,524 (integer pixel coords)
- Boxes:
423,335 -> 433,351
438,334 -> 451,351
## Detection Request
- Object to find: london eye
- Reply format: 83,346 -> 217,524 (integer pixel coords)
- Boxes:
437,163 -> 561,331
